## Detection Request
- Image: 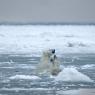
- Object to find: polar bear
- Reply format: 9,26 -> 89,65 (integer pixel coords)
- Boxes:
49,54 -> 61,75
36,49 -> 61,76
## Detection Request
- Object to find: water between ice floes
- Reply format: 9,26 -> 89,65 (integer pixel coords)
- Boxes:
0,53 -> 95,95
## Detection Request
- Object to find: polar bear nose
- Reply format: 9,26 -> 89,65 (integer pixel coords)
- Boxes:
52,49 -> 55,54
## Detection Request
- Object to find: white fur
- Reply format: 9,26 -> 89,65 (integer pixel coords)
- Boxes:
49,54 -> 61,75
36,49 -> 61,75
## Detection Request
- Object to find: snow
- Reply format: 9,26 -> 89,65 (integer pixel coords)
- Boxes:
0,87 -> 51,91
81,64 -> 95,69
55,67 -> 93,82
0,25 -> 95,55
9,75 -> 41,80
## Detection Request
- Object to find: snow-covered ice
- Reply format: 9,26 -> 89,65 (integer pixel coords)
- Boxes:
9,75 -> 41,80
55,67 -> 93,82
0,25 -> 95,55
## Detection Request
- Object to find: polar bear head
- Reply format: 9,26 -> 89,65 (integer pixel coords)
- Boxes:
40,49 -> 55,64
42,49 -> 55,58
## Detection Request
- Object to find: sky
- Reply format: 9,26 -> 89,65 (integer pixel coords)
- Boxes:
0,0 -> 95,23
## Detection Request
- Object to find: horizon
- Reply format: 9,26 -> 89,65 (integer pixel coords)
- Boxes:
0,22 -> 95,25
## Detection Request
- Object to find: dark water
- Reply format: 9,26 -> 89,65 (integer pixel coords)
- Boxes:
0,53 -> 95,95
